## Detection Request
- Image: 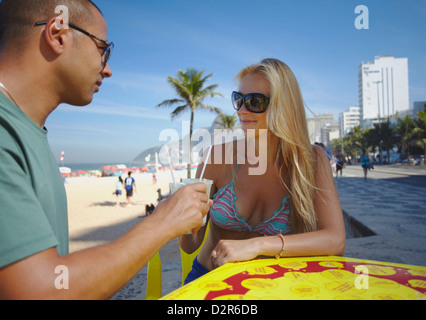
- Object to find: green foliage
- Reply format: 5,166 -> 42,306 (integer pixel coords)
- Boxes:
214,113 -> 238,130
330,110 -> 426,162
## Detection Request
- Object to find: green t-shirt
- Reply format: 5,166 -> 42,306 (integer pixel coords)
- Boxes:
0,92 -> 69,268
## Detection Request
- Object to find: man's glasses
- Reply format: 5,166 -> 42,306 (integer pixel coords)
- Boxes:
231,91 -> 270,113
34,21 -> 114,68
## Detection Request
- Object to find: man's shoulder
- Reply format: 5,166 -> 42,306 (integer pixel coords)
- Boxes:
0,115 -> 22,152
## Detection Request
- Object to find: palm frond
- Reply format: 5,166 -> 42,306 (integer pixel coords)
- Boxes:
158,67 -> 222,119
199,104 -> 222,114
214,113 -> 238,130
167,76 -> 191,100
157,98 -> 184,108
170,105 -> 189,119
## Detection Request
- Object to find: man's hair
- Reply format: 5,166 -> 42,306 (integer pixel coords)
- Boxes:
0,0 -> 102,51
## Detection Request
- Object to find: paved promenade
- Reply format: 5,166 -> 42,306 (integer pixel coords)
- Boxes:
335,163 -> 426,267
112,163 -> 426,300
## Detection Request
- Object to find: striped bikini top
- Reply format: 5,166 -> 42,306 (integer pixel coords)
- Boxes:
209,164 -> 293,236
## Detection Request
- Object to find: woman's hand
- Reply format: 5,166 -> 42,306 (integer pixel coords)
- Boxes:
211,238 -> 261,268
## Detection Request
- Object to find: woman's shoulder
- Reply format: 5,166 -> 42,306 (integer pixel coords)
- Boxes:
312,144 -> 328,161
312,144 -> 333,172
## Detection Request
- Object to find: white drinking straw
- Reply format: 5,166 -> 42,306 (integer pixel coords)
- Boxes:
199,145 -> 212,181
168,147 -> 176,184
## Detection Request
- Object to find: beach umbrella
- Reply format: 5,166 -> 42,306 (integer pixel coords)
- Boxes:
132,166 -> 140,172
59,167 -> 71,174
141,167 -> 149,172
77,170 -> 87,175
88,170 -> 101,177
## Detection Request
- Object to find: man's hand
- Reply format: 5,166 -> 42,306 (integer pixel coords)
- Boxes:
153,183 -> 212,237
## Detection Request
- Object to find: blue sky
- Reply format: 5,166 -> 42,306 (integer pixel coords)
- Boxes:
45,0 -> 426,164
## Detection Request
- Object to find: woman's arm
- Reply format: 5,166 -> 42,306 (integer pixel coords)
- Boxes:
211,147 -> 346,267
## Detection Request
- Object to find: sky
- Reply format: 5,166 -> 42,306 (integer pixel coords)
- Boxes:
43,0 -> 426,164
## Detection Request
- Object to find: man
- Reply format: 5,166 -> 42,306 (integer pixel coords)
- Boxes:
124,171 -> 136,205
0,0 -> 211,299
335,149 -> 346,178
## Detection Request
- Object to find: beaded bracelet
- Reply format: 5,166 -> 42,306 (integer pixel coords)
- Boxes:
275,233 -> 285,259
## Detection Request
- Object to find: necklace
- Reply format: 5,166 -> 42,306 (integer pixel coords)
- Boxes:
0,81 -> 20,109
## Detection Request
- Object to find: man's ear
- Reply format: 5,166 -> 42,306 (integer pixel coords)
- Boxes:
42,17 -> 69,55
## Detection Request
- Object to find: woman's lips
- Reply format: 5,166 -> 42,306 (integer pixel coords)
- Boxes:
240,118 -> 257,125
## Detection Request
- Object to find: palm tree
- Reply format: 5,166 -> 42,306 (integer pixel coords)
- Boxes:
215,113 -> 238,131
349,126 -> 366,154
395,115 -> 416,155
157,68 -> 222,177
379,119 -> 397,163
413,110 -> 426,164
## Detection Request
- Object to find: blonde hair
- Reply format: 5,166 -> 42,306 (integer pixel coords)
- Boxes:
236,58 -> 316,233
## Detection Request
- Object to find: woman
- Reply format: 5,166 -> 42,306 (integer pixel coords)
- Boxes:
114,176 -> 124,206
360,149 -> 372,181
179,58 -> 345,284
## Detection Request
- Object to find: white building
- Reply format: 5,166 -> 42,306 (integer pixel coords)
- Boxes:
358,56 -> 409,123
320,123 -> 340,146
388,101 -> 426,126
339,106 -> 361,137
307,113 -> 335,145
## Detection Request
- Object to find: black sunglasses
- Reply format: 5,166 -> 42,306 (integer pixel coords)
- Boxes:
231,91 -> 270,113
34,21 -> 114,68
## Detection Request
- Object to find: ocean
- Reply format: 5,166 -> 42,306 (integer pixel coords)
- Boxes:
58,162 -> 131,173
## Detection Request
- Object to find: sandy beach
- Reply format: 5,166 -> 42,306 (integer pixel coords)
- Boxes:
65,168 -> 193,299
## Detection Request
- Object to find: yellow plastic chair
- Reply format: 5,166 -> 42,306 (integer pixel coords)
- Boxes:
180,223 -> 210,285
146,251 -> 162,300
146,223 -> 209,300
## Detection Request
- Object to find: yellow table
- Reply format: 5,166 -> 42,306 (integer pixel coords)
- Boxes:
162,256 -> 426,300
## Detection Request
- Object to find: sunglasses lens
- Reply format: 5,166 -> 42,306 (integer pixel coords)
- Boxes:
232,92 -> 269,113
246,94 -> 268,113
232,92 -> 243,110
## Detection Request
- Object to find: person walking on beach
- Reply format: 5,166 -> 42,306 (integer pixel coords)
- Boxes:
0,0 -> 211,300
114,176 -> 124,206
124,171 -> 136,205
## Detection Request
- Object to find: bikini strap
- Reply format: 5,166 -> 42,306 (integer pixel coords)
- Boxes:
231,153 -> 244,183
231,163 -> 240,184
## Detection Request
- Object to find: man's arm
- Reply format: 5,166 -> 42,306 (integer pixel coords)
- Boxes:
0,183 -> 211,300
